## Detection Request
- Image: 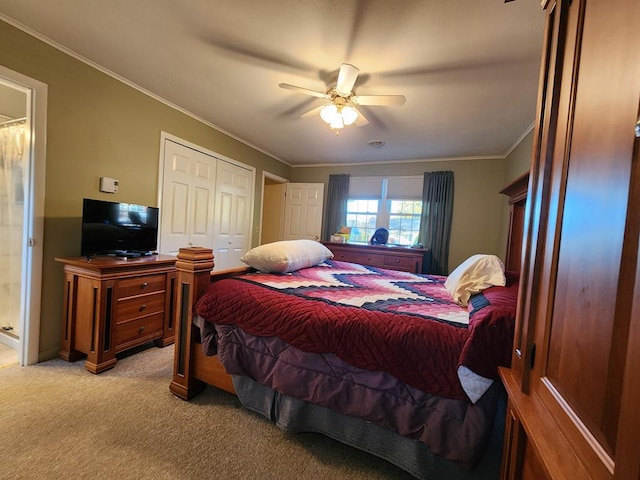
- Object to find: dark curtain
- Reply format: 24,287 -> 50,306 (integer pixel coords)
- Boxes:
419,171 -> 454,275
322,174 -> 350,241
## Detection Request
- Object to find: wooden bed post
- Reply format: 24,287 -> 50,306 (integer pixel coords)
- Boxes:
169,247 -> 214,400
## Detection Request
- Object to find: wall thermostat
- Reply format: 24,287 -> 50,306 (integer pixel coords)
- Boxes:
99,176 -> 119,193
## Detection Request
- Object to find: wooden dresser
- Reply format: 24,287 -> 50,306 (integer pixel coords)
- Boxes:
322,242 -> 428,273
56,255 -> 177,373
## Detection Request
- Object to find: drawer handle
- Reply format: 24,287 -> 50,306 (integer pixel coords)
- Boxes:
140,304 -> 147,311
396,259 -> 400,263
141,282 -> 148,289
138,326 -> 145,334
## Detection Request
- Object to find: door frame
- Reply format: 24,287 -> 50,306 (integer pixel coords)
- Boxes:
0,65 -> 47,366
259,171 -> 288,245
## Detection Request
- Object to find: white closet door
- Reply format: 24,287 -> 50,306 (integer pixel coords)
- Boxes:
212,159 -> 253,270
283,183 -> 324,241
159,140 -> 216,255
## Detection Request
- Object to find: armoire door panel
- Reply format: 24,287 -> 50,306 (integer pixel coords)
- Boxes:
531,0 -> 640,475
512,0 -> 571,392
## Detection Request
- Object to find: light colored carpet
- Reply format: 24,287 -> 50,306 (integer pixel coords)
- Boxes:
0,344 -> 414,480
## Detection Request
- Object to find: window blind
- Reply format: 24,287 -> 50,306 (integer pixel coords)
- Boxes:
386,176 -> 423,200
348,176 -> 383,199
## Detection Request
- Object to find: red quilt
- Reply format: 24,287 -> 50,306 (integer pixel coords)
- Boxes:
195,260 -> 518,400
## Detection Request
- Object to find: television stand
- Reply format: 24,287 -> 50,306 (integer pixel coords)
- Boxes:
55,254 -> 177,373
108,250 -> 156,259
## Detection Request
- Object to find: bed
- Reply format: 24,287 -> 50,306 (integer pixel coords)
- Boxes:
169,241 -> 520,479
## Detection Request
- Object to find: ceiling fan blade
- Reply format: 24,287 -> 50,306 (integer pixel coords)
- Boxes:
279,83 -> 329,99
300,104 -> 326,118
353,107 -> 369,126
336,63 -> 359,96
352,95 -> 406,106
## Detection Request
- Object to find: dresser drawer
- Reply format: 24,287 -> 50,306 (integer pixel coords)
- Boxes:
384,255 -> 420,270
352,252 -> 385,266
114,313 -> 163,347
116,291 -> 165,323
117,274 -> 166,299
330,249 -> 356,262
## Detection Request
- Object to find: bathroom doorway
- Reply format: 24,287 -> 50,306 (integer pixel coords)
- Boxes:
0,66 -> 47,366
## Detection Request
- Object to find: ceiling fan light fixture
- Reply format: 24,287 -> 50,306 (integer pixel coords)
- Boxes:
280,62 -> 405,131
320,103 -> 358,130
341,106 -> 358,126
320,104 -> 338,124
329,115 -> 344,129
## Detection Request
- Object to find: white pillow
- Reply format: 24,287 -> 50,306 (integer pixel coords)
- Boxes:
240,239 -> 334,273
444,254 -> 506,306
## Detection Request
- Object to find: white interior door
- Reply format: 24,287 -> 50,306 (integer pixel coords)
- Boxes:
212,159 -> 254,270
283,183 -> 324,241
159,139 -> 216,255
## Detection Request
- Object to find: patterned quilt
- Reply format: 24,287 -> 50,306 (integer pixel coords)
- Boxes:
195,260 -> 518,400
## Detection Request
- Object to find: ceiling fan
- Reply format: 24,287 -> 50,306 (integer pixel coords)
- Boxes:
279,63 -> 406,130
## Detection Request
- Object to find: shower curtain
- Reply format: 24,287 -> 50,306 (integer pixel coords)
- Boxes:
0,120 -> 26,338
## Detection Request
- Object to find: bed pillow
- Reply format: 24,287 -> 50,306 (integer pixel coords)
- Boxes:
444,254 -> 506,306
240,239 -> 334,273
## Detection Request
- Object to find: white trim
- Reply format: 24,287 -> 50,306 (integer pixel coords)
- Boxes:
0,65 -> 47,366
503,122 -> 536,158
263,171 -> 289,184
0,13 -> 287,168
291,155 -> 506,169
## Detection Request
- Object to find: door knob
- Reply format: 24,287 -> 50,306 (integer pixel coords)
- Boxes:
635,116 -> 640,138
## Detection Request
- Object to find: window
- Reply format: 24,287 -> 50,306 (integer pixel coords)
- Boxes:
388,200 -> 422,246
345,176 -> 423,246
346,199 -> 379,243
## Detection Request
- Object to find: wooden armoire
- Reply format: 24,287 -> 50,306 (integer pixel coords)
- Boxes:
499,1 -> 640,479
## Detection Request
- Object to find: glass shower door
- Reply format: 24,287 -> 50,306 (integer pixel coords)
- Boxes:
0,84 -> 27,346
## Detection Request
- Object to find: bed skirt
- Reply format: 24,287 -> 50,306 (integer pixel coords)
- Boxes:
231,375 -> 505,480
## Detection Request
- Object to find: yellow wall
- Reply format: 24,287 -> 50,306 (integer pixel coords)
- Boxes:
505,129 -> 534,183
497,129 -> 534,255
0,20 -> 291,360
262,183 -> 285,244
291,157 -> 509,272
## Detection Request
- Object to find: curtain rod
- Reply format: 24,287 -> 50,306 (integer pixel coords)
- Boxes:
0,116 -> 27,127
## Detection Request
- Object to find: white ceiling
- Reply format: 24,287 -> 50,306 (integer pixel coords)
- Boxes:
0,0 -> 545,167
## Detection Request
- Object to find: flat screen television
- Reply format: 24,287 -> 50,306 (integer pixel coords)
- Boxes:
81,198 -> 159,257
